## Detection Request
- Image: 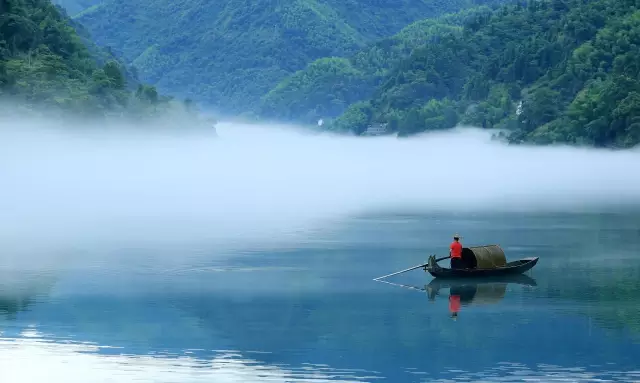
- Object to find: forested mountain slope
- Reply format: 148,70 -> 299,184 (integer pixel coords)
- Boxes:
257,7 -> 490,123
73,0 -> 505,113
0,0 -> 181,119
270,0 -> 640,148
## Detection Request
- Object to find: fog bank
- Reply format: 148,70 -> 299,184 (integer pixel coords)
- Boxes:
2,114 -> 640,256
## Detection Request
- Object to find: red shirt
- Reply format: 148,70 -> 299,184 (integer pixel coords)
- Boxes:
450,241 -> 462,258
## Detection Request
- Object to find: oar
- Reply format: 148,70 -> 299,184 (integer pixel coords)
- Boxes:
373,263 -> 429,280
434,255 -> 451,263
373,255 -> 452,280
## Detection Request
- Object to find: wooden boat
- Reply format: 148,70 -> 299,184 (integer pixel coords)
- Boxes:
425,244 -> 539,279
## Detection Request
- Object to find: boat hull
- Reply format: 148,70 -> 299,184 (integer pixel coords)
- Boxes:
427,257 -> 539,279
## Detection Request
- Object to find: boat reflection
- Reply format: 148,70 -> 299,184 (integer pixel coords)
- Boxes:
375,274 -> 537,319
425,274 -> 537,319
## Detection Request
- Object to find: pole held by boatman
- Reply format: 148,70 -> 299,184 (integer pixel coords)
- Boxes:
450,234 -> 463,269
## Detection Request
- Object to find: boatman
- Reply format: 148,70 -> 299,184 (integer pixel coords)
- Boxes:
450,234 -> 463,269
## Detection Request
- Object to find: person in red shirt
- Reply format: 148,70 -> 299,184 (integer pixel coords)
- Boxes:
450,234 -> 463,269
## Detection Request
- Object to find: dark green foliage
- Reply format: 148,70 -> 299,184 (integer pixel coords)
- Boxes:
10,0 -> 640,147
102,60 -> 125,89
327,100 -> 373,134
73,0 -> 507,113
135,84 -> 158,104
0,0 -> 188,119
305,0 -> 640,148
258,57 -> 371,122
258,11 -> 477,124
49,3 -> 142,90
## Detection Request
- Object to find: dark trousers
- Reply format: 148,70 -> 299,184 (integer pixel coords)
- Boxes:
450,257 -> 464,269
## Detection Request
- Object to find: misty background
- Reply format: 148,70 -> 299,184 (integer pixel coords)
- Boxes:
2,111 -> 640,270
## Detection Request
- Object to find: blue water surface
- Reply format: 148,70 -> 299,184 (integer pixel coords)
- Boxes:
1,212 -> 639,382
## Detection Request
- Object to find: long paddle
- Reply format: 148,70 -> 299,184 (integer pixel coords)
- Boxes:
373,254 -> 451,280
434,255 -> 451,263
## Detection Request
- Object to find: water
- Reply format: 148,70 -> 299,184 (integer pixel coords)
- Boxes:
1,211 -> 640,382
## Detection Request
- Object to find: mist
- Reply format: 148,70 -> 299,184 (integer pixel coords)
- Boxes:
2,111 -> 640,260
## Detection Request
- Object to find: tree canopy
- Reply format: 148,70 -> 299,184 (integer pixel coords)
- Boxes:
73,0 -> 506,113
0,0 -> 191,120
261,0 -> 640,148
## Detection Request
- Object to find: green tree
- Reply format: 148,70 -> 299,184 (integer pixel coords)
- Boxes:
103,60 -> 125,89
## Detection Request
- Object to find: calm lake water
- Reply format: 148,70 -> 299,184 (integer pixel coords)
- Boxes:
1,211 -> 640,382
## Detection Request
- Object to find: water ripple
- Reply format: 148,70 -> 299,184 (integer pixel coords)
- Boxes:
2,333 -> 639,382
408,362 -> 640,382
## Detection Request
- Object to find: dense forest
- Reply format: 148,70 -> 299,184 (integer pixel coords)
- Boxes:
262,0 -> 640,148
0,0 -> 192,120
256,9 -> 480,123
72,0 -> 505,114
4,0 -> 640,147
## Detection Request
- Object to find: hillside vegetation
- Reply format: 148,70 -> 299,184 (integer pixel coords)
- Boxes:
7,0 -> 639,147
266,0 -> 640,148
73,0 -> 505,113
0,0 -> 190,120
257,8 -> 487,123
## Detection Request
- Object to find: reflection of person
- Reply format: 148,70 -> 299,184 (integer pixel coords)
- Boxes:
450,234 -> 463,269
449,293 -> 460,320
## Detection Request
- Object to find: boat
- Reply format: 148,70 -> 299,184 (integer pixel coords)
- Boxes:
425,244 -> 539,279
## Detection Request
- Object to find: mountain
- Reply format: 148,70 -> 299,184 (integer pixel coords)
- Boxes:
0,0 -> 189,120
72,0 -> 506,113
267,0 -> 640,148
256,7 -> 488,123
57,5 -> 141,90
